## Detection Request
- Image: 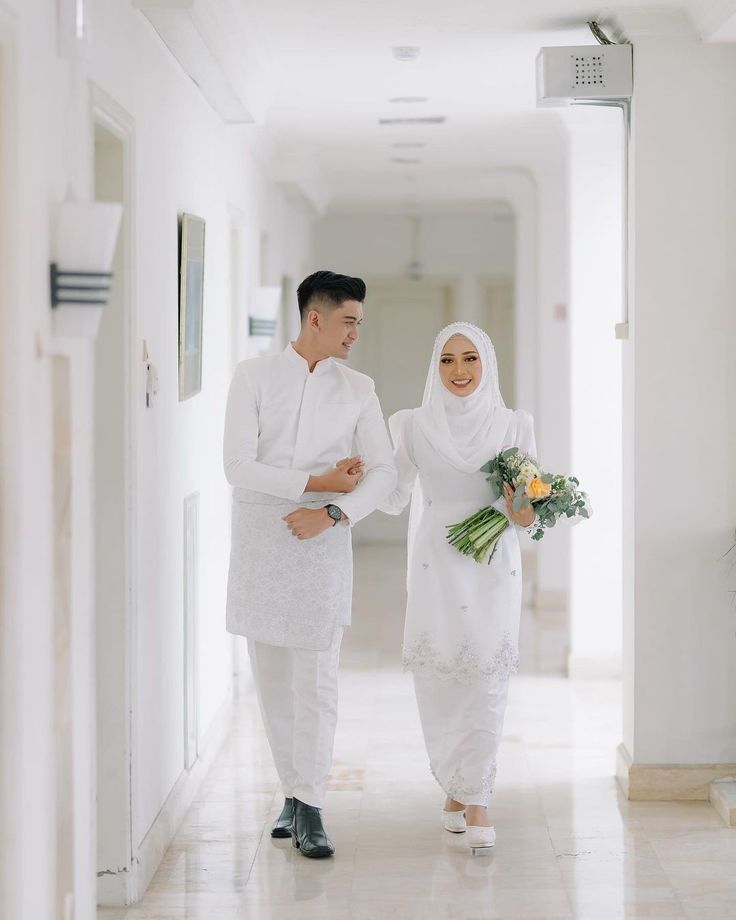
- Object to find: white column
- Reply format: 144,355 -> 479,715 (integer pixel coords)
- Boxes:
613,9 -> 736,793
533,136 -> 572,625
567,109 -> 624,678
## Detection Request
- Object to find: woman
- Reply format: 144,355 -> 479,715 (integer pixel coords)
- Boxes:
380,322 -> 537,852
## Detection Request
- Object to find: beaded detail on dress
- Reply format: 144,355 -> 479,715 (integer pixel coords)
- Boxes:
433,764 -> 498,803
403,631 -> 519,684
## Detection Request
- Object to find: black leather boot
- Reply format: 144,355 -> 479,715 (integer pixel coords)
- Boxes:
291,797 -> 335,858
271,797 -> 294,838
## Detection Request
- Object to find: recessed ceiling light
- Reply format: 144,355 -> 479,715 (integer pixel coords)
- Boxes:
392,141 -> 426,149
389,96 -> 428,104
379,116 -> 445,126
391,157 -> 421,165
392,46 -> 420,61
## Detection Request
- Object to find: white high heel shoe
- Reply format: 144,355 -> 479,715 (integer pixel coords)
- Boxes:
466,825 -> 496,854
442,809 -> 467,833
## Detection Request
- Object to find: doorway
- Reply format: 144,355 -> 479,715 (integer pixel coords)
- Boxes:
350,279 -> 452,544
93,105 -> 135,905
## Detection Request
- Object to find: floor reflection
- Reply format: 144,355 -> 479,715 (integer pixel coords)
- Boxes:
99,544 -> 732,920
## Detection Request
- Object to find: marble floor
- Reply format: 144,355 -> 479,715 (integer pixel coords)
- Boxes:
100,545 -> 735,920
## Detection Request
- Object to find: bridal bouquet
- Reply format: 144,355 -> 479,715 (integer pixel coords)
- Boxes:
446,448 -> 591,565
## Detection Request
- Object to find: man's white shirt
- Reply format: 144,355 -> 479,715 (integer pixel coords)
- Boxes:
223,343 -> 396,524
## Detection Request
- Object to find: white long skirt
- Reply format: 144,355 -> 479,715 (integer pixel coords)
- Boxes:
226,488 -> 352,651
413,673 -> 510,807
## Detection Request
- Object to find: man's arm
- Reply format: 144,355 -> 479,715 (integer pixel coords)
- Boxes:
332,387 -> 398,526
223,365 -> 310,501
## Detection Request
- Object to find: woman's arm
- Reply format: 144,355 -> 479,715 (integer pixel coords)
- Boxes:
378,410 -> 418,515
328,387 -> 397,526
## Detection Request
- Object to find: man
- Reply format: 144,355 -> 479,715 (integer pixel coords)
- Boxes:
223,270 -> 396,858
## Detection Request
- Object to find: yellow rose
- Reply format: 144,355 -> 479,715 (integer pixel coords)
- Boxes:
526,477 -> 552,500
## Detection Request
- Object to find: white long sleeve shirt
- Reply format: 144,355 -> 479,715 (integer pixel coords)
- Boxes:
223,343 -> 397,525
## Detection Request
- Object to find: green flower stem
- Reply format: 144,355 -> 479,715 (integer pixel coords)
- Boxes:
446,506 -> 511,565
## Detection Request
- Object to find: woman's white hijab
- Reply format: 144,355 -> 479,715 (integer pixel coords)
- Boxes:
415,321 -> 513,474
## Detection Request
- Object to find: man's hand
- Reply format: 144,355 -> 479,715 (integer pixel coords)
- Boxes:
503,482 -> 536,528
282,507 -> 334,541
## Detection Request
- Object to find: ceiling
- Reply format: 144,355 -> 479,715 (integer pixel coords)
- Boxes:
244,0 -> 736,210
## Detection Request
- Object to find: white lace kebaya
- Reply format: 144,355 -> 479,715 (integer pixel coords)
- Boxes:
380,323 -> 537,686
380,322 -> 537,805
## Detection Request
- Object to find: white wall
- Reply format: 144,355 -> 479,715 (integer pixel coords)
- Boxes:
316,210 -> 514,284
616,14 -> 736,765
0,1 -> 313,917
567,109 -> 624,677
1,4 -> 67,918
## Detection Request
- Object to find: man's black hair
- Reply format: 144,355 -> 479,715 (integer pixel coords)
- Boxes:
297,270 -> 366,322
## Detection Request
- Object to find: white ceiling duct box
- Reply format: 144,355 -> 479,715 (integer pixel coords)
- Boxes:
536,44 -> 632,107
133,0 -> 270,123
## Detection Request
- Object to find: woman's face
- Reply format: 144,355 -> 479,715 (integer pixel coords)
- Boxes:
438,334 -> 482,397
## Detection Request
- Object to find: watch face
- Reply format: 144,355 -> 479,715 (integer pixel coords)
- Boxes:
327,504 -> 342,522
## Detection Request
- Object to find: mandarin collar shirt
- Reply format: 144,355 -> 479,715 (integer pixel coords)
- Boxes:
223,343 -> 397,524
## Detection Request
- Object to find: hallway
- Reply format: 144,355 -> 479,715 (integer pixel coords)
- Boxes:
99,546 -> 731,920
4,3 -> 736,918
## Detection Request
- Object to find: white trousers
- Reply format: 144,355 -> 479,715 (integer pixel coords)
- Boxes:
413,673 -> 510,807
247,629 -> 343,809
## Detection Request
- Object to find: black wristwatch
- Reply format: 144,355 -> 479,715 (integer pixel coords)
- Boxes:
325,504 -> 343,526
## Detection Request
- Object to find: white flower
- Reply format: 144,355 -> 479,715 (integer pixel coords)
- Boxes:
518,460 -> 541,483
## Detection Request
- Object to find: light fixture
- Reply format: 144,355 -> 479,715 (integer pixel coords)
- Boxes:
392,46 -> 420,62
58,0 -> 90,58
249,285 -> 282,354
379,116 -> 445,126
389,96 -> 428,104
50,197 -> 123,338
407,217 -> 423,281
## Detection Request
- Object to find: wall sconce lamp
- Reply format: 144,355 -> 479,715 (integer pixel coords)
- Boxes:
50,263 -> 112,307
50,198 -> 123,338
248,285 -> 282,354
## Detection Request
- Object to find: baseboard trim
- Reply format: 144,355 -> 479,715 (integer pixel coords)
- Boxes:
710,779 -> 736,826
131,699 -> 234,902
616,743 -> 736,801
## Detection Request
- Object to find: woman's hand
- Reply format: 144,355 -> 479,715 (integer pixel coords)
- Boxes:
336,456 -> 364,479
503,482 -> 535,528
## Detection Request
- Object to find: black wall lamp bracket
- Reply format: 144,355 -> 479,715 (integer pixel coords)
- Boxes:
50,262 -> 113,308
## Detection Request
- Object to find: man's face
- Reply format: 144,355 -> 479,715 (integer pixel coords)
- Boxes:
314,299 -> 363,359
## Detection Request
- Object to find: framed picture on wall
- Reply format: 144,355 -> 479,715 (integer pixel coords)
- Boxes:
178,213 -> 206,401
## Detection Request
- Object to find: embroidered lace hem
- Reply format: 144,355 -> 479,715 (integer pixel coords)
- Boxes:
431,764 -> 498,804
403,631 -> 519,684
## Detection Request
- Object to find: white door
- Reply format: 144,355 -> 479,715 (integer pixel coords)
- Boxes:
350,280 -> 452,543
481,278 -> 515,407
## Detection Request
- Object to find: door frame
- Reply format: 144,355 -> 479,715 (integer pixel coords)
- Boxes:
91,84 -> 138,905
